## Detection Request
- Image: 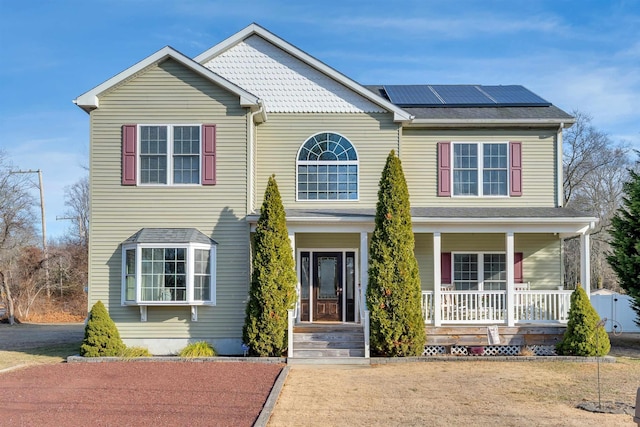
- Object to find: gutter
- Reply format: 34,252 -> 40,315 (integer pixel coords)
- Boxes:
246,214 -> 597,225
406,118 -> 576,128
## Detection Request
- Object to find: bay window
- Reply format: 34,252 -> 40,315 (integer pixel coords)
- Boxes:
121,229 -> 216,306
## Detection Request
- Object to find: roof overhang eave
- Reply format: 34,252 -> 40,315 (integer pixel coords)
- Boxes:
73,46 -> 260,112
406,118 -> 575,128
411,216 -> 596,224
247,214 -> 596,228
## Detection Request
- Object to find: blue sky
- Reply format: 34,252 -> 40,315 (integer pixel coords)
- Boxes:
1,0 -> 639,239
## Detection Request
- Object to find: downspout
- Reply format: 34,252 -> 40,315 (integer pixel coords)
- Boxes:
247,100 -> 265,214
557,122 -> 564,207
558,122 -> 565,288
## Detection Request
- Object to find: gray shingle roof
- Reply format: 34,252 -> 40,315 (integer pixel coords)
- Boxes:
281,207 -> 593,220
364,85 -> 573,122
123,228 -> 216,245
403,105 -> 573,121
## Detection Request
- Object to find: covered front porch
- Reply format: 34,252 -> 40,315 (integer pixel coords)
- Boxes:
276,207 -> 596,329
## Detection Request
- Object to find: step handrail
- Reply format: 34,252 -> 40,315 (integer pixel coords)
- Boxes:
359,283 -> 370,358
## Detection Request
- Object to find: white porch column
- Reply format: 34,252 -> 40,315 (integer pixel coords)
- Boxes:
580,233 -> 591,298
506,232 -> 515,327
433,232 -> 442,327
289,231 -> 298,320
360,232 -> 369,322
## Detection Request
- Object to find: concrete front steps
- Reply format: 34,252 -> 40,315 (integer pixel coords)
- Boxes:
290,323 -> 368,364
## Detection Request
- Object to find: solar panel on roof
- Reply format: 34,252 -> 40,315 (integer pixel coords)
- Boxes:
383,85 -> 442,106
430,85 -> 491,105
383,84 -> 552,107
480,85 -> 551,106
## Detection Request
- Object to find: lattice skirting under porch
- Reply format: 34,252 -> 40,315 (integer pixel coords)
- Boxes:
423,344 -> 557,357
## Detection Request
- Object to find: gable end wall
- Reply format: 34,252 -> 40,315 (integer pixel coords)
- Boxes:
89,59 -> 250,341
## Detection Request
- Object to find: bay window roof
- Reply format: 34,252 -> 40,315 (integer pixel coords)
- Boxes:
124,228 -> 216,246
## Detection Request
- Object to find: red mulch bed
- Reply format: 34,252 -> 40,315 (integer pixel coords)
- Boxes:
1,362 -> 283,426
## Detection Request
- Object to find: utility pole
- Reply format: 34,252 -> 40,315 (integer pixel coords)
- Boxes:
10,169 -> 50,297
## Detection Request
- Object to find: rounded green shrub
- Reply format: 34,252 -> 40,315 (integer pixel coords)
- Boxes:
556,285 -> 610,356
80,300 -> 126,357
178,341 -> 216,357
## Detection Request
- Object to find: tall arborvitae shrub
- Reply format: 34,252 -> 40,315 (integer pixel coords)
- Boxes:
607,167 -> 640,326
80,300 -> 126,357
243,175 -> 297,356
556,285 -> 610,356
366,150 -> 426,356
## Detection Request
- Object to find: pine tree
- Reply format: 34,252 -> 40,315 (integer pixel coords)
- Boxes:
80,300 -> 126,357
366,150 -> 426,356
556,285 -> 610,356
243,175 -> 297,356
607,167 -> 640,326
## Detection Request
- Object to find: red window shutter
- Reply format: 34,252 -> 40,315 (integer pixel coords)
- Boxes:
201,124 -> 216,185
122,125 -> 137,186
441,252 -> 452,284
510,141 -> 522,196
438,141 -> 451,196
514,252 -> 524,284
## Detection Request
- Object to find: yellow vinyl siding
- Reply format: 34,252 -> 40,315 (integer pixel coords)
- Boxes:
402,128 -> 558,207
415,233 -> 433,291
89,59 -> 249,339
295,233 -> 361,249
255,113 -> 400,208
516,233 -> 562,289
416,232 -> 561,290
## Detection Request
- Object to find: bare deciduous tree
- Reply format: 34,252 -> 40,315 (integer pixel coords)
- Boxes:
0,151 -> 37,324
63,175 -> 89,247
562,111 -> 630,290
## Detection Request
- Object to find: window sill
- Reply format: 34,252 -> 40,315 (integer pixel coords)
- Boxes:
123,301 -> 214,306
450,195 -> 510,198
123,302 -> 213,322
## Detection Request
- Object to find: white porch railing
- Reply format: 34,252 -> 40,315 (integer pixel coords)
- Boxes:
422,289 -> 572,325
287,308 -> 295,358
358,283 -> 370,358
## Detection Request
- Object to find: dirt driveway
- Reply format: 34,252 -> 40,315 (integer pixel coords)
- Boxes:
1,361 -> 283,426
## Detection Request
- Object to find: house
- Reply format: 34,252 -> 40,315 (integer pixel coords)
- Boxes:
75,23 -> 597,357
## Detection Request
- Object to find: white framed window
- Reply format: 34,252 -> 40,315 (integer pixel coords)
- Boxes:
122,243 -> 216,305
452,142 -> 508,196
453,252 -> 506,291
296,132 -> 359,201
139,125 -> 201,185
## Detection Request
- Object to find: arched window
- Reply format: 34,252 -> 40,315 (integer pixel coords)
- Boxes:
297,132 -> 358,200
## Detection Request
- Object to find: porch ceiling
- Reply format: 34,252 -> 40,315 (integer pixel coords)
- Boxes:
246,207 -> 597,235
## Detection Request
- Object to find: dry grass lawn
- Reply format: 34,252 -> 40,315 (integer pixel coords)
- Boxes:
269,357 -> 640,426
0,343 -> 79,371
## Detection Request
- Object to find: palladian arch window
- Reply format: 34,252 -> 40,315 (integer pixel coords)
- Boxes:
297,132 -> 358,200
